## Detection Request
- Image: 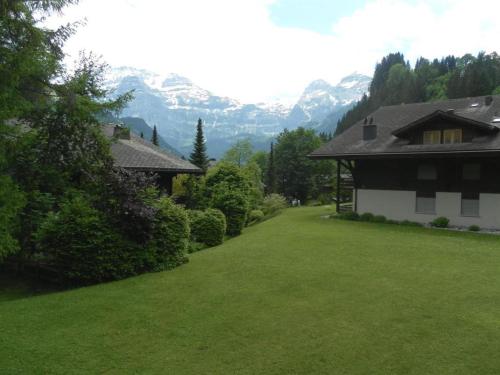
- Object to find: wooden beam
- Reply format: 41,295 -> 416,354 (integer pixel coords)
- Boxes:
336,160 -> 341,213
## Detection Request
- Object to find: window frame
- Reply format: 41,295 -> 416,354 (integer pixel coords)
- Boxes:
415,190 -> 436,214
423,130 -> 441,145
443,128 -> 463,144
461,192 -> 480,217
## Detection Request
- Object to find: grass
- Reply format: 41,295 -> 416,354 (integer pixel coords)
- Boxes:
2,206 -> 500,374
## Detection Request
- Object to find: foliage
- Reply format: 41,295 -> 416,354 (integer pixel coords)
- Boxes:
400,220 -> 424,227
468,225 -> 480,232
188,208 -> 226,247
360,212 -> 375,222
335,211 -> 359,221
248,209 -> 265,224
0,176 -> 25,260
151,125 -> 159,146
274,127 -> 335,202
265,142 -> 276,194
35,193 -> 140,284
372,215 -> 387,223
430,217 -> 450,228
241,162 -> 264,209
222,138 -> 253,167
335,51 -> 500,136
149,197 -> 190,267
261,193 -> 287,216
211,187 -> 249,236
189,118 -> 209,172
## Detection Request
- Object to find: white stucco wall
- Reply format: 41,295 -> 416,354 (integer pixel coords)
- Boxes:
356,189 -> 500,229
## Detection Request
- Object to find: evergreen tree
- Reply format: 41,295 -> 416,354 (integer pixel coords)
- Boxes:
266,142 -> 276,194
189,118 -> 209,172
151,125 -> 159,146
140,131 -> 144,139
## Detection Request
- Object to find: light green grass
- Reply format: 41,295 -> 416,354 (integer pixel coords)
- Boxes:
2,206 -> 500,374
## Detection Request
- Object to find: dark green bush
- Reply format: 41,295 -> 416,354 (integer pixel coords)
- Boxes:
248,209 -> 265,224
360,212 -> 374,222
188,208 -> 226,247
400,220 -> 424,227
212,188 -> 249,236
188,242 -> 207,254
431,216 -> 449,228
386,219 -> 399,225
373,215 -> 387,223
35,194 -> 140,284
468,225 -> 480,232
336,211 -> 360,221
149,197 -> 190,268
262,194 -> 287,215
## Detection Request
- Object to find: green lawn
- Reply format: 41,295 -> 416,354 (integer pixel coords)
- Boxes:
2,206 -> 500,374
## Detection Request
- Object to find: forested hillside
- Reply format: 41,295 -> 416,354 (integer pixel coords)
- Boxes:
335,52 -> 500,135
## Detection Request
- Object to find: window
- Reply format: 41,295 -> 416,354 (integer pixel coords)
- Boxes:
417,164 -> 437,180
443,129 -> 462,144
462,163 -> 480,180
461,192 -> 479,217
423,130 -> 441,145
416,191 -> 436,214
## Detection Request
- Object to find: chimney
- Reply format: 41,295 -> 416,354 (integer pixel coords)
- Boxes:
113,125 -> 131,140
485,96 -> 493,106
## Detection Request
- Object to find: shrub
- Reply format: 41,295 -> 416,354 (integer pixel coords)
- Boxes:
149,197 -> 190,268
386,219 -> 399,225
188,242 -> 207,254
212,188 -> 249,236
468,225 -> 480,232
188,208 -> 226,247
400,220 -> 423,227
35,194 -> 140,284
248,209 -> 265,224
431,216 -> 449,228
360,212 -> 375,222
372,215 -> 387,223
336,211 -> 359,221
0,176 -> 26,261
262,194 -> 287,216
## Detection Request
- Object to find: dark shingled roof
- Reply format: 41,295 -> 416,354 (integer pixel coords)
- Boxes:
310,95 -> 500,159
103,124 -> 202,173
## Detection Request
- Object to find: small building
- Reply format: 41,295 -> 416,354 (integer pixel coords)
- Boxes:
309,95 -> 500,229
104,124 -> 202,193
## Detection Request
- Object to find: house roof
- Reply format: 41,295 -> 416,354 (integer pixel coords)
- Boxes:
103,124 -> 202,174
310,95 -> 500,159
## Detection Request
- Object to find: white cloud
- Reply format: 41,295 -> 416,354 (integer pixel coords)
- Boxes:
44,0 -> 500,104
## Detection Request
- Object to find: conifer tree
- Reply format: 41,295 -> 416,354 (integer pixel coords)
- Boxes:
189,118 -> 209,172
266,142 -> 276,194
140,131 -> 144,139
151,125 -> 159,146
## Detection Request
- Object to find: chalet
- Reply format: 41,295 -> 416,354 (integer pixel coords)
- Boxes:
309,95 -> 500,229
103,124 -> 202,193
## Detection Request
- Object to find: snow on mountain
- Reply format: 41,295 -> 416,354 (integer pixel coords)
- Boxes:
106,67 -> 370,157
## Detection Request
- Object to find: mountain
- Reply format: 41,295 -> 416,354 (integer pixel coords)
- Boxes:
119,117 -> 182,156
285,73 -> 371,132
107,67 -> 370,157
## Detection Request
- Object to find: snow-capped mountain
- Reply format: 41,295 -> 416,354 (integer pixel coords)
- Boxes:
106,67 -> 370,157
285,73 -> 371,128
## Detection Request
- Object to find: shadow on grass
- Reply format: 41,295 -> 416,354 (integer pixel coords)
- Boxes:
0,271 -> 62,303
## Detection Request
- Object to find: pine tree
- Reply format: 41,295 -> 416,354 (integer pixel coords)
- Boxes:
140,131 -> 144,139
266,142 -> 276,194
189,118 -> 209,172
151,125 -> 159,146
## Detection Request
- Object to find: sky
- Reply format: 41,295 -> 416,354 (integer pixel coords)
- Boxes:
45,0 -> 500,105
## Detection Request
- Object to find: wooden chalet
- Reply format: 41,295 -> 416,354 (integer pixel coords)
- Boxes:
104,124 -> 202,193
310,95 -> 500,229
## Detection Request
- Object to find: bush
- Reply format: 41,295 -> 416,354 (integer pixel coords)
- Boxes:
400,220 -> 423,227
372,215 -> 387,223
248,209 -> 265,224
188,242 -> 207,254
212,188 -> 249,236
188,208 -> 226,247
149,197 -> 190,268
431,216 -> 449,228
35,194 -> 140,284
360,212 -> 374,222
336,211 -> 359,221
262,194 -> 287,216
468,225 -> 480,232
